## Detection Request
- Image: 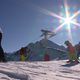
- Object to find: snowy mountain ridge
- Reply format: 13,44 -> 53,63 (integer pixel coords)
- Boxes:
6,39 -> 67,61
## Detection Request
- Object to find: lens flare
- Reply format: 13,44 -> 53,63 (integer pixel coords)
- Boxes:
64,17 -> 71,24
38,0 -> 80,42
55,0 -> 80,42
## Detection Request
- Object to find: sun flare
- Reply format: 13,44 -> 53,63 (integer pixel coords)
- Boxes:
38,0 -> 80,42
64,17 -> 71,24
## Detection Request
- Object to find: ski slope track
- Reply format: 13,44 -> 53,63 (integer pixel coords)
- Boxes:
0,60 -> 80,80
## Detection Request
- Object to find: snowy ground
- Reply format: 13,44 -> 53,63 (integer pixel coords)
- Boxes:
0,60 -> 80,80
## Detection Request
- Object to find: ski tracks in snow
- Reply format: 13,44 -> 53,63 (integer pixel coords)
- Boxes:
0,60 -> 80,80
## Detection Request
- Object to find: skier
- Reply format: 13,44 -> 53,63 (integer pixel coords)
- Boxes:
64,40 -> 79,64
20,47 -> 31,61
0,32 -> 6,62
44,53 -> 50,61
20,47 -> 26,61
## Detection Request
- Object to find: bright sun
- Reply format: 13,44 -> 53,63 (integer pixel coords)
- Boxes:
54,0 -> 80,42
64,17 -> 71,24
39,0 -> 80,42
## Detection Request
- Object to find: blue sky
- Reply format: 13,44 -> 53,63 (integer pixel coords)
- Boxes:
0,0 -> 80,52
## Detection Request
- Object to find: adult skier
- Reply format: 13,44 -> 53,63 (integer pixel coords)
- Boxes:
64,40 -> 79,64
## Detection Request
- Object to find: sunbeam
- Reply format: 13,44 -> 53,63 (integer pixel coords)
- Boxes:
38,0 -> 80,42
38,7 -> 65,20
55,23 -> 66,32
70,10 -> 80,19
71,21 -> 80,28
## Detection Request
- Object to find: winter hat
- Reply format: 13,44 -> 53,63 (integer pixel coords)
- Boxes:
64,40 -> 70,45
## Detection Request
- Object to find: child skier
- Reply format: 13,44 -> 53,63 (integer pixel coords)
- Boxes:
44,53 -> 50,61
20,47 -> 26,61
64,40 -> 79,64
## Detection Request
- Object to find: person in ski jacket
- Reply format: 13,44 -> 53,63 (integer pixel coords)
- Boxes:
0,32 -> 6,62
64,40 -> 79,63
20,47 -> 26,61
44,53 -> 50,61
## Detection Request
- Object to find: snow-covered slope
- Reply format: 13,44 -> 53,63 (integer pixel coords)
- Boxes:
0,60 -> 80,80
